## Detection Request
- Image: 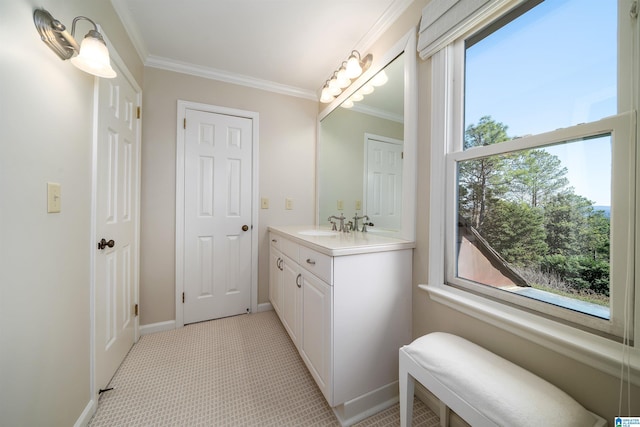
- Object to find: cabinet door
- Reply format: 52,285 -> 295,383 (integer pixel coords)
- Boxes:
300,272 -> 333,404
269,249 -> 283,315
281,257 -> 301,346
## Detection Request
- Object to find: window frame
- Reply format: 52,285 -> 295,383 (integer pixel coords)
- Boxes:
424,0 -> 640,384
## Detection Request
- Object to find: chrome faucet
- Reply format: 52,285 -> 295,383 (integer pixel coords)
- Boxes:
328,214 -> 347,232
353,214 -> 369,232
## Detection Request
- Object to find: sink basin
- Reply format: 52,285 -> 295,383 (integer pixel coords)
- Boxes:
298,229 -> 339,237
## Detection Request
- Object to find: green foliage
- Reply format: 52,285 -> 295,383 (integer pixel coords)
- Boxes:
458,116 -> 611,298
540,255 -> 610,296
481,200 -> 548,265
459,116 -> 510,229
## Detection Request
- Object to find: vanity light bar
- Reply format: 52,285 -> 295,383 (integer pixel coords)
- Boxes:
320,50 -> 372,103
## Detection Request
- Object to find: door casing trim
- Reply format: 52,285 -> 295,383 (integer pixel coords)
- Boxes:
175,100 -> 259,328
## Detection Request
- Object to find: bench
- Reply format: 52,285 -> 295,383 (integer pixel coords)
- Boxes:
399,332 -> 606,427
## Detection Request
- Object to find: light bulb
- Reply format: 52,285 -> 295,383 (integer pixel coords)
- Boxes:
341,99 -> 354,108
370,70 -> 388,87
320,86 -> 335,103
350,92 -> 364,102
70,32 -> 116,78
345,53 -> 362,79
360,84 -> 374,95
336,66 -> 351,88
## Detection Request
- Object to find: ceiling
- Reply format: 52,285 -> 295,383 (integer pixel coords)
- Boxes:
110,0 -> 414,100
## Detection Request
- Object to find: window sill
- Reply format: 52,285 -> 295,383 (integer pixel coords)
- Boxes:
420,283 -> 640,386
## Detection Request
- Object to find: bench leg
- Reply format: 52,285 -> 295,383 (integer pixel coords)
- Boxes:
439,401 -> 450,427
399,369 -> 415,427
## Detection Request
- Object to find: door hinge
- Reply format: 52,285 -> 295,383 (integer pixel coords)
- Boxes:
136,106 -> 141,119
182,292 -> 185,303
134,303 -> 139,316
401,151 -> 404,159
183,118 -> 186,129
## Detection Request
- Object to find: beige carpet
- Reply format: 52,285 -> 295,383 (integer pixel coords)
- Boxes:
89,310 -> 438,426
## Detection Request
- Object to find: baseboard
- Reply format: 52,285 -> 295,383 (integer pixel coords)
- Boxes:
140,320 -> 176,335
74,398 -> 96,427
333,382 -> 398,426
257,302 -> 273,312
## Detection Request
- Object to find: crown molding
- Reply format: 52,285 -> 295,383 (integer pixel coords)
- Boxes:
110,0 -> 148,62
145,55 -> 318,101
353,0 -> 416,53
350,103 -> 404,123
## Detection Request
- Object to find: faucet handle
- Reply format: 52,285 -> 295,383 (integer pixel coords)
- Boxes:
361,222 -> 374,232
329,220 -> 337,231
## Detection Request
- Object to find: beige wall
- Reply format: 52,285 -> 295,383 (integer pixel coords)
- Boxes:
0,0 -> 141,426
139,68 -> 318,325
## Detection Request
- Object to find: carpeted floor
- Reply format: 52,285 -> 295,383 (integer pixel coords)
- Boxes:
88,310 -> 438,426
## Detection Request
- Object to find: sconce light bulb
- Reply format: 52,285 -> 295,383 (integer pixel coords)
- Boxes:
346,53 -> 363,79
336,66 -> 351,88
341,99 -> 354,109
360,84 -> 374,95
70,32 -> 116,78
370,70 -> 388,87
350,91 -> 364,102
320,86 -> 335,103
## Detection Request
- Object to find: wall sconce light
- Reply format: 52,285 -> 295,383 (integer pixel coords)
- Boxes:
320,50 -> 372,103
33,8 -> 117,78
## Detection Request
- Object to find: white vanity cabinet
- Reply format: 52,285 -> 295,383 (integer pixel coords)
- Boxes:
268,226 -> 413,426
268,238 -> 283,315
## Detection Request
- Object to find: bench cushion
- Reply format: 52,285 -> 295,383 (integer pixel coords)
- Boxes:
404,332 -> 601,427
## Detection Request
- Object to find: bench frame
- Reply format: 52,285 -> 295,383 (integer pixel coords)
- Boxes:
399,340 -> 607,427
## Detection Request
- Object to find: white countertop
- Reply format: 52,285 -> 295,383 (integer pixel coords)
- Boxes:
268,225 -> 415,256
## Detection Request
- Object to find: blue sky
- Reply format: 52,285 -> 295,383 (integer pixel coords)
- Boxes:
464,0 -> 616,205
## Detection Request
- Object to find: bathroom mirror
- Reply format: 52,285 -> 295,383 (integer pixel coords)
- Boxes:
317,29 -> 417,240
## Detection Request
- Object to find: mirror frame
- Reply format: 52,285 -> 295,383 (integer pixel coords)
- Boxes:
316,28 -> 418,241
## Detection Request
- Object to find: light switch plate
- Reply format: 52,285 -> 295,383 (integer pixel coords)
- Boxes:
261,198 -> 269,209
285,198 -> 293,210
337,200 -> 344,210
47,182 -> 61,213
355,200 -> 362,210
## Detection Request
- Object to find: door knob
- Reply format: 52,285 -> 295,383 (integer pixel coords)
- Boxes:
98,238 -> 115,250
242,225 -> 249,232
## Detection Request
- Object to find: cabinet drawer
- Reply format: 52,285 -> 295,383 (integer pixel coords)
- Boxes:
299,246 -> 332,283
269,233 -> 281,251
281,237 -> 299,262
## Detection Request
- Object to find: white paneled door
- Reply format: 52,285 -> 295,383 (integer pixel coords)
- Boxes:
183,109 -> 253,324
364,135 -> 403,231
94,61 -> 140,393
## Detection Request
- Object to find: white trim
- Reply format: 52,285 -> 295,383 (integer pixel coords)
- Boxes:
353,0 -> 416,55
73,399 -> 97,427
350,103 -> 404,123
140,320 -> 176,336
175,100 -> 260,329
257,302 -> 273,313
109,0 -> 148,63
421,284 -> 640,386
147,55 -> 317,101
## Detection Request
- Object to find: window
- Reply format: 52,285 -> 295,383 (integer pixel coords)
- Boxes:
425,0 -> 638,367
